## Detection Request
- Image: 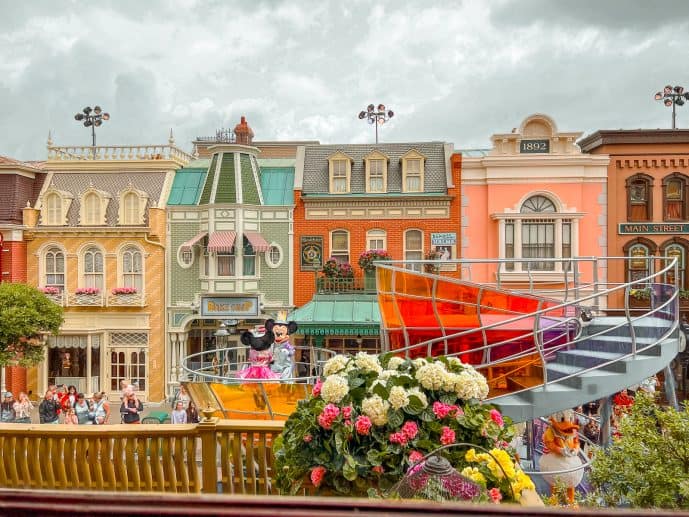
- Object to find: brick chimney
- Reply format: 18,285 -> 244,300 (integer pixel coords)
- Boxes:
234,116 -> 254,145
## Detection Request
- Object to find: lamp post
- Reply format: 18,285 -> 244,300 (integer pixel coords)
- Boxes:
358,103 -> 394,144
654,86 -> 689,129
74,106 -> 110,146
214,322 -> 229,376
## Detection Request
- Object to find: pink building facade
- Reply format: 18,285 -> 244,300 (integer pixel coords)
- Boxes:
460,114 -> 609,286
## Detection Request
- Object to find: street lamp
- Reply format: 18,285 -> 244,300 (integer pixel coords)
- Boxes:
358,103 -> 394,144
74,105 -> 110,146
214,322 -> 229,376
654,85 -> 689,129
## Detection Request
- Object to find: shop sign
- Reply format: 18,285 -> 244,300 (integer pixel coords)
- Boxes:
300,235 -> 323,271
431,232 -> 457,246
200,296 -> 259,317
519,139 -> 550,153
619,223 -> 689,234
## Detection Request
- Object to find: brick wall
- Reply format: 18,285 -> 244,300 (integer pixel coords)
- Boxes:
2,240 -> 27,283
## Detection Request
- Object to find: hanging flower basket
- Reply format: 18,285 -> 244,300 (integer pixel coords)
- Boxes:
358,250 -> 391,273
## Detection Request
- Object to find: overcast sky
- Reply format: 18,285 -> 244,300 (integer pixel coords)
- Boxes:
3,0 -> 689,160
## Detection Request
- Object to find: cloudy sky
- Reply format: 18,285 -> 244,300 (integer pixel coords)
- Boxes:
3,0 -> 689,160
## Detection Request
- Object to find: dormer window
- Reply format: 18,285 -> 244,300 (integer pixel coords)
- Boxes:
118,188 -> 148,225
401,150 -> 426,193
328,152 -> 352,194
79,188 -> 110,226
41,189 -> 74,226
365,150 -> 388,193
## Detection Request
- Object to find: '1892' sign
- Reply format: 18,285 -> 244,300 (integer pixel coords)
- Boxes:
520,139 -> 550,153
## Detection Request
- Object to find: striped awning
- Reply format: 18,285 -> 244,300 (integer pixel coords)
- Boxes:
180,231 -> 207,252
244,231 -> 271,253
207,231 -> 237,253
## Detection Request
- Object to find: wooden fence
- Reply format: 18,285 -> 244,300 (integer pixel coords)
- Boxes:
0,418 -> 283,494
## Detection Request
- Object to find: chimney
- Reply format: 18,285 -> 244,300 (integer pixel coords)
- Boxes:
234,116 -> 254,145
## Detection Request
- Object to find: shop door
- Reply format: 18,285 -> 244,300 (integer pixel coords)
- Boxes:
108,348 -> 148,400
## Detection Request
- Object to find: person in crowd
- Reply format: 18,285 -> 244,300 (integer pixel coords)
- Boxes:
65,385 -> 78,409
120,387 -> 143,424
187,402 -> 200,424
73,393 -> 91,425
64,407 -> 78,425
174,385 -> 191,410
13,392 -> 33,424
171,401 -> 187,424
56,385 -> 70,410
1,392 -> 16,423
90,392 -> 109,425
573,405 -> 588,427
39,390 -> 60,424
613,388 -> 634,409
583,419 -> 599,444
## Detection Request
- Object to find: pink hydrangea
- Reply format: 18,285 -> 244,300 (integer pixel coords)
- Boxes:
432,401 -> 460,419
355,415 -> 372,435
303,434 -> 313,443
342,406 -> 353,419
440,426 -> 456,445
401,421 -> 419,440
310,465 -> 327,488
489,409 -> 504,428
344,419 -> 352,426
389,431 -> 408,445
312,378 -> 323,397
317,403 -> 341,430
408,450 -> 424,465
488,487 -> 503,503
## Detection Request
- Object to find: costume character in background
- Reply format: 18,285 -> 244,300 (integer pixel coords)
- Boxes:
538,409 -> 584,504
268,312 -> 298,380
238,326 -> 280,380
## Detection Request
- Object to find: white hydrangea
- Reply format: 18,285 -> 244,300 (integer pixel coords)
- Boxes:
388,386 -> 410,410
415,362 -> 447,391
446,356 -> 464,369
323,355 -> 349,377
378,369 -> 399,381
454,369 -> 490,401
412,358 -> 428,369
354,352 -> 383,375
442,372 -> 462,393
407,387 -> 428,408
361,395 -> 390,426
387,356 -> 405,370
320,374 -> 349,403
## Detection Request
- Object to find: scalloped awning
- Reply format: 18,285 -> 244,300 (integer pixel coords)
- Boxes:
207,231 -> 237,253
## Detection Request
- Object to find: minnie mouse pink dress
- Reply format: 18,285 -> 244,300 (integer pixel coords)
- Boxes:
238,348 -> 281,380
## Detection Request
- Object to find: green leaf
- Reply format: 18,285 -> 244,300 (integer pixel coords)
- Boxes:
387,409 -> 404,428
367,449 -> 382,466
405,395 -> 424,415
420,407 -> 436,422
440,392 -> 458,405
348,374 -> 365,388
372,382 -> 388,399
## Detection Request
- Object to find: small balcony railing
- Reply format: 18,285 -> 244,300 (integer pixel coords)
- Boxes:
47,144 -> 193,164
107,292 -> 146,307
68,291 -> 105,307
315,275 -> 377,294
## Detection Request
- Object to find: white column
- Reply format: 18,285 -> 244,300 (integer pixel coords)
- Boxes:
555,219 -> 563,272
169,332 -> 177,385
86,334 -> 92,395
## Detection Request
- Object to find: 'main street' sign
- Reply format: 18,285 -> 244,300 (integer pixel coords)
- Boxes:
619,222 -> 689,234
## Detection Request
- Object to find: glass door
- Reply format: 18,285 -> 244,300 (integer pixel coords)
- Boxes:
109,348 -> 148,400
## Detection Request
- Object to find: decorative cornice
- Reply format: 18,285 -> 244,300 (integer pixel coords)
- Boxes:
303,197 -> 451,209
615,157 -> 689,169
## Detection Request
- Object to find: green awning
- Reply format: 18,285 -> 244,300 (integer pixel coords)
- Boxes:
288,294 -> 380,336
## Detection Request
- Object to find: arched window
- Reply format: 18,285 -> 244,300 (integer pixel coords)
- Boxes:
330,230 -> 350,264
45,193 -> 62,225
122,192 -> 140,225
122,246 -> 143,291
83,247 -> 104,290
623,238 -> 657,285
519,195 -> 557,271
45,247 -> 65,290
83,193 -> 101,225
404,229 -> 423,271
366,229 -> 387,251
663,173 -> 688,221
626,174 -> 653,222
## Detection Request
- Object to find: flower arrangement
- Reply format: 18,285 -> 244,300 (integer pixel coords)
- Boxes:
321,258 -> 354,279
75,287 -> 100,295
424,250 -> 442,273
111,287 -> 138,295
273,353 -> 533,502
40,286 -> 60,295
629,287 -> 651,301
358,249 -> 392,272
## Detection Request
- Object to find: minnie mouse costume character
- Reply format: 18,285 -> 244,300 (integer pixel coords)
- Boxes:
267,312 -> 298,380
238,326 -> 280,380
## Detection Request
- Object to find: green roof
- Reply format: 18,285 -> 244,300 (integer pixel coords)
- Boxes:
215,153 -> 236,203
168,168 -> 207,205
260,167 -> 294,205
288,294 -> 380,336
199,154 -> 218,204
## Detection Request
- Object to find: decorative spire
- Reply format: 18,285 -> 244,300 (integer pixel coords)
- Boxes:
169,128 -> 175,145
47,130 -> 53,147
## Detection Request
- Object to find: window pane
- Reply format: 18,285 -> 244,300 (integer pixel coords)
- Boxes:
243,255 -> 256,276
217,254 -> 235,276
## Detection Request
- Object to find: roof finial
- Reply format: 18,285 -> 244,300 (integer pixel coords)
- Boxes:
169,128 -> 175,145
193,143 -> 199,159
47,130 -> 53,146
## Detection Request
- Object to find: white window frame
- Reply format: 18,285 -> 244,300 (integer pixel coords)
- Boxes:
44,245 -> 66,291
364,151 -> 388,193
328,152 -> 352,194
401,150 -> 426,193
120,245 -> 144,292
366,229 -> 387,251
264,243 -> 283,269
41,190 -> 74,226
177,246 -> 195,269
404,229 -> 423,271
118,188 -> 148,225
81,246 -> 105,290
330,230 -> 350,264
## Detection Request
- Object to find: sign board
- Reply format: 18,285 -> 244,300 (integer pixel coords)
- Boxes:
430,232 -> 457,272
200,296 -> 259,318
619,223 -> 689,235
519,139 -> 550,154
300,235 -> 323,271
431,232 -> 457,246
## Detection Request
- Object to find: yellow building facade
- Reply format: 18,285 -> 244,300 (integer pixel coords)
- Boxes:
24,140 -> 190,402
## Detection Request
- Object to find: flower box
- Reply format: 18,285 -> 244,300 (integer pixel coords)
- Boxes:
69,292 -> 104,306
358,249 -> 391,273
108,292 -> 144,306
112,287 -> 138,295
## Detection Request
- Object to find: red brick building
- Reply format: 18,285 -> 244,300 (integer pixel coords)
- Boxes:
290,142 -> 460,353
0,155 -> 47,396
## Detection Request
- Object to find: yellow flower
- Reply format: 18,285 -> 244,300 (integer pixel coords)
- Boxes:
460,466 -> 486,486
465,448 -> 478,462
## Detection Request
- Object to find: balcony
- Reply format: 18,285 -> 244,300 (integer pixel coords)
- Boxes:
68,291 -> 105,307
47,144 -> 193,166
107,292 -> 146,307
315,275 -> 377,294
41,291 -> 65,306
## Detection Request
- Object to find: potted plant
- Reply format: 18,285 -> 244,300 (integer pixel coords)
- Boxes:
321,258 -> 340,279
679,288 -> 689,304
359,250 -> 391,290
628,287 -> 651,308
273,353 -> 534,503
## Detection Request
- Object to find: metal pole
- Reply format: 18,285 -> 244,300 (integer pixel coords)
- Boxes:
375,118 -> 379,144
664,365 -> 679,410
673,101 -> 677,130
598,396 -> 612,448
92,123 -> 96,146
